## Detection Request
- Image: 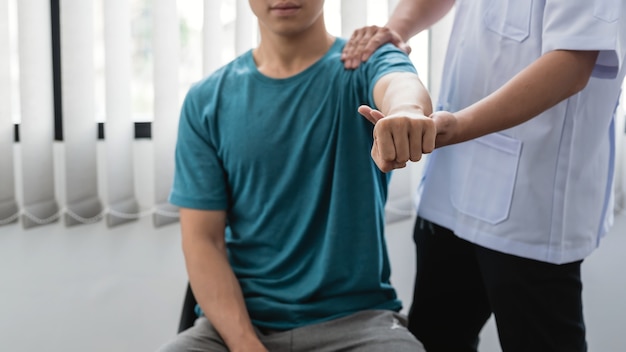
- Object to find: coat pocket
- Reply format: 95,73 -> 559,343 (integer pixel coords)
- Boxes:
483,0 -> 533,42
451,133 -> 522,225
594,0 -> 620,23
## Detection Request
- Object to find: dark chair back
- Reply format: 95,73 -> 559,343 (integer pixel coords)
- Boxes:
178,282 -> 198,333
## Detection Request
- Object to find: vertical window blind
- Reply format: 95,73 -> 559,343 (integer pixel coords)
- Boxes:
14,0 -> 59,228
0,0 -> 17,226
102,0 -> 139,227
151,0 -> 180,227
60,0 -> 102,226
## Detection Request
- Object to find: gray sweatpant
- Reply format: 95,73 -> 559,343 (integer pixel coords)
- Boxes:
158,310 -> 426,352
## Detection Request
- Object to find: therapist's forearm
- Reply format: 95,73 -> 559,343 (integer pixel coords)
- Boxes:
447,49 -> 599,146
386,0 -> 455,41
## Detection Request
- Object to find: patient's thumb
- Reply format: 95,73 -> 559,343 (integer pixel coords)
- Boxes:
358,105 -> 385,125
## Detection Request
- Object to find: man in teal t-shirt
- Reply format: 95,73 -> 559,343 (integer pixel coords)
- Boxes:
159,1 -> 435,351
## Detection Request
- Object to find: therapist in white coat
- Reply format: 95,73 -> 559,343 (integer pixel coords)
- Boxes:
342,0 -> 626,351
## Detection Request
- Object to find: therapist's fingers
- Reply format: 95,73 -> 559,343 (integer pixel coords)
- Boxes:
360,26 -> 411,61
342,26 -> 411,69
342,27 -> 372,69
431,111 -> 459,148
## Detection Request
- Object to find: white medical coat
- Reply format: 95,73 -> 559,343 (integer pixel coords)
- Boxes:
417,0 -> 626,264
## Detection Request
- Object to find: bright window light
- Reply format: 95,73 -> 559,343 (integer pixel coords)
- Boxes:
8,0 -> 20,124
89,0 -> 430,123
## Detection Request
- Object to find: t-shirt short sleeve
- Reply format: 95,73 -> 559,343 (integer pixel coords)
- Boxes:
360,43 -> 418,108
542,0 -> 626,78
168,81 -> 230,210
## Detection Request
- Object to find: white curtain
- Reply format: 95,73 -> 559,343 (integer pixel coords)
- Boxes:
235,0 -> 255,56
152,0 -> 180,227
203,0 -> 222,76
0,0 -> 17,226
60,0 -> 103,226
16,0 -> 59,228
341,0 -> 367,37
103,0 -> 139,227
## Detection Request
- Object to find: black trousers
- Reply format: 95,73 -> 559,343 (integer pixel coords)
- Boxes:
407,217 -> 587,352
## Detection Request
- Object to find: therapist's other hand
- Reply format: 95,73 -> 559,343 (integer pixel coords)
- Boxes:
358,105 -> 435,173
430,110 -> 460,148
342,26 -> 411,69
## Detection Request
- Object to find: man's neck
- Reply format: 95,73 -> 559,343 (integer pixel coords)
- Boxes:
253,21 -> 335,79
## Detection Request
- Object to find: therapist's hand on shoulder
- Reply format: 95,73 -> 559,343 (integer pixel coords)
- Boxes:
342,25 -> 411,69
358,105 -> 436,173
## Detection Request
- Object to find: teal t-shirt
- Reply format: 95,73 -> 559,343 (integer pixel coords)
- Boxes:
169,38 -> 417,330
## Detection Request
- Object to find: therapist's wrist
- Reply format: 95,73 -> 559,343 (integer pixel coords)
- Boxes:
432,110 -> 466,148
451,108 -> 488,145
